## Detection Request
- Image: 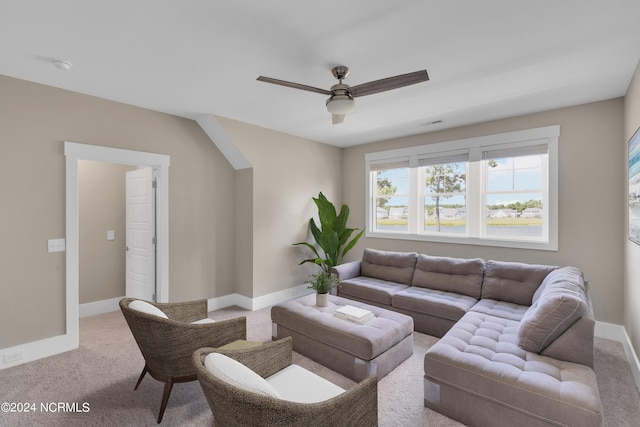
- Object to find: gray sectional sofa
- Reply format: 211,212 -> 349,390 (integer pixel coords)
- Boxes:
331,248 -> 603,427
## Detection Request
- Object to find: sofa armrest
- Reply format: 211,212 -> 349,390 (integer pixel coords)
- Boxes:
331,260 -> 361,281
540,315 -> 595,367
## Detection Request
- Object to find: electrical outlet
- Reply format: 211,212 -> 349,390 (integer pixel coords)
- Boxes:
47,238 -> 66,253
3,350 -> 24,364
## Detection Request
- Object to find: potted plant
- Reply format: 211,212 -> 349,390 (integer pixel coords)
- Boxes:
294,192 -> 365,306
304,272 -> 337,307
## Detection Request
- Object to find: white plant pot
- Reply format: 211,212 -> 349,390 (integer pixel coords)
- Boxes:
316,293 -> 329,307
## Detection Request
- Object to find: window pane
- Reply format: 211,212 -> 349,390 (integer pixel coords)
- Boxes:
486,193 -> 543,238
425,194 -> 466,234
487,169 -> 512,191
487,155 -> 544,192
486,157 -> 511,191
423,162 -> 466,234
514,168 -> 542,190
484,152 -> 546,240
375,168 -> 408,232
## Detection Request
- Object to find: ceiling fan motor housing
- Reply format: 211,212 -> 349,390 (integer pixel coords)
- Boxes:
326,83 -> 355,114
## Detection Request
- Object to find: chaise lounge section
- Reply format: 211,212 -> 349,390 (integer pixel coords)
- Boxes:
332,248 -> 602,427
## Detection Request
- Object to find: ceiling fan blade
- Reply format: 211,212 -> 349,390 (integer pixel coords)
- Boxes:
257,76 -> 331,95
350,70 -> 429,97
332,114 -> 345,125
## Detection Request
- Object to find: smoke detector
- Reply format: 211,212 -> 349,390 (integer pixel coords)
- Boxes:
52,60 -> 72,71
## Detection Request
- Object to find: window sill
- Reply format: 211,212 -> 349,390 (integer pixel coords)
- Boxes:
366,230 -> 558,251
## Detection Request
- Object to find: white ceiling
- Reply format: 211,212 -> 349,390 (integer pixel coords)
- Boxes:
2,1 -> 640,148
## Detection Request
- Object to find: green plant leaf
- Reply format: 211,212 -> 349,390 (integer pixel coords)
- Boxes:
334,204 -> 349,235
309,218 -> 322,246
292,241 -> 320,259
341,227 -> 365,259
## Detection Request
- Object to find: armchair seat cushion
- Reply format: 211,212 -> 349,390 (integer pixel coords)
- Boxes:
266,364 -> 345,403
204,353 -> 281,399
128,299 -> 168,318
204,353 -> 345,404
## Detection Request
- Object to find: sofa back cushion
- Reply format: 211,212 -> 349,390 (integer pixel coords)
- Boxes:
517,266 -> 588,353
360,248 -> 417,285
411,254 -> 485,299
481,260 -> 556,306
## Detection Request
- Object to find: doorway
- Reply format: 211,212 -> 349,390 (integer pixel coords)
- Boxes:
65,142 -> 169,348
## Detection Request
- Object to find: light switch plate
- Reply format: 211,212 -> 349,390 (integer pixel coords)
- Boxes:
47,238 -> 66,253
107,230 -> 115,241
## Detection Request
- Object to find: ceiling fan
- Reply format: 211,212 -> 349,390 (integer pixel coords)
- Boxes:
257,66 -> 429,124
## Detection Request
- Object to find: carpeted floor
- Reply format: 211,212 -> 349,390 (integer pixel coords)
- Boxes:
1,305 -> 639,426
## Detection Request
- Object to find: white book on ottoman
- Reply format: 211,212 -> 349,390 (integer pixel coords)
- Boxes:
334,305 -> 374,324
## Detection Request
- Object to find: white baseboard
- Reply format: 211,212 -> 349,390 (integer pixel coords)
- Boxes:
79,296 -> 124,318
595,321 -> 640,392
75,284 -> 314,319
207,283 -> 313,312
1,333 -> 77,370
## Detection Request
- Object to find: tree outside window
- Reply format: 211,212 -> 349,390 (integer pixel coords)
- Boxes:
424,163 -> 466,234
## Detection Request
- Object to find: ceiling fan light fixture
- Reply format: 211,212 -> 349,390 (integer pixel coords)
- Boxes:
326,95 -> 355,115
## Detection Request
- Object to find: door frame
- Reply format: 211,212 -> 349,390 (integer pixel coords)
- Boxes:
65,142 -> 170,344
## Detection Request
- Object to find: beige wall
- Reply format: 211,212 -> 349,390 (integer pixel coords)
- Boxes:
342,99 -> 626,324
233,167 -> 254,298
79,160 -> 134,304
218,117 -> 342,298
0,75 -> 237,348
624,61 -> 640,356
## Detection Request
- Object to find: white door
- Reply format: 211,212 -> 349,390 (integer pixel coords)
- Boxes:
126,167 -> 156,301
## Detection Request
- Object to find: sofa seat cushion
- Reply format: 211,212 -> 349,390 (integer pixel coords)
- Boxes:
518,266 -> 588,353
411,254 -> 485,299
360,248 -> 418,285
470,299 -> 529,321
424,311 -> 602,426
339,276 -> 409,306
481,260 -> 557,306
392,287 -> 477,322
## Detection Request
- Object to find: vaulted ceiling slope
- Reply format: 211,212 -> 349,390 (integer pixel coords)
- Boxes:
2,1 -> 640,148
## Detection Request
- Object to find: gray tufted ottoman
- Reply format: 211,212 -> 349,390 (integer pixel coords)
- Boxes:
271,294 -> 414,382
424,310 -> 603,427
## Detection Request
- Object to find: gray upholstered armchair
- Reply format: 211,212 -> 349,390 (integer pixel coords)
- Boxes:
192,336 -> 379,427
119,298 -> 248,423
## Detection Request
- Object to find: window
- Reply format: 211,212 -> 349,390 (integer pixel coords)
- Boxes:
373,162 -> 409,232
366,126 -> 559,250
421,153 -> 468,235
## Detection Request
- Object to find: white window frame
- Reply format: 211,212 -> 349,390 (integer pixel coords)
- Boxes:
365,125 -> 559,251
